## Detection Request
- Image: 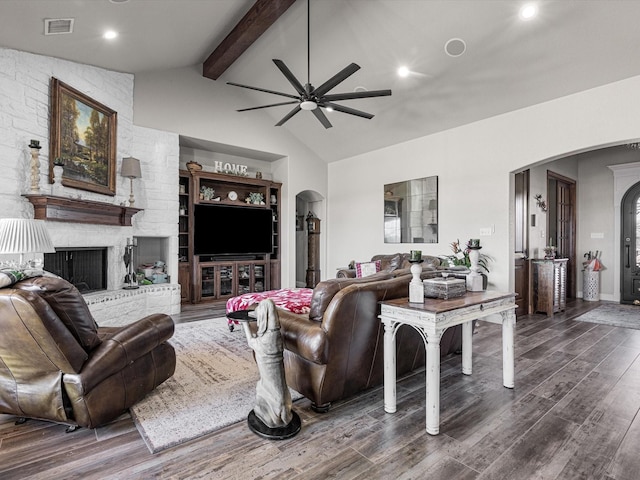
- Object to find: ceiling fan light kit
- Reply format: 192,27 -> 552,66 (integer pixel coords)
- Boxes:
300,100 -> 317,111
227,0 -> 391,129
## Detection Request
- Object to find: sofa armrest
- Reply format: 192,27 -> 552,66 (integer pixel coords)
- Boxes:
336,269 -> 356,278
63,313 -> 174,394
278,309 -> 328,365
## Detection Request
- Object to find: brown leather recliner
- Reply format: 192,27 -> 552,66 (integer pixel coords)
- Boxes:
278,272 -> 462,412
0,276 -> 176,429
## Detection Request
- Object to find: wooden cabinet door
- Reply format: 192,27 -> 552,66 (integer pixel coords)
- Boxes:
178,263 -> 191,302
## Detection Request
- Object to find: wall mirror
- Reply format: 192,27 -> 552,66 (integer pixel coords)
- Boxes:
384,176 -> 438,244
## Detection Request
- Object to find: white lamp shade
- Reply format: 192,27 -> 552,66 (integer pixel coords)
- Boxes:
0,218 -> 55,255
121,157 -> 142,179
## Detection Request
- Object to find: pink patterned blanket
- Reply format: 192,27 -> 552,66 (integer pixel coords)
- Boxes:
226,288 -> 313,327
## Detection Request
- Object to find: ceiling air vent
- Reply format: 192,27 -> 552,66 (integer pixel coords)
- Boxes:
44,18 -> 74,35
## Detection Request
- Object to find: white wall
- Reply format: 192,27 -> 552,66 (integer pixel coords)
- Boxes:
133,65 -> 329,287
328,74 -> 640,296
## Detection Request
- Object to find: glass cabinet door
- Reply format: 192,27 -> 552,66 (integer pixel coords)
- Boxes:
200,264 -> 234,299
219,264 -> 234,297
201,266 -> 216,298
238,264 -> 251,295
254,264 -> 265,292
237,262 -> 266,294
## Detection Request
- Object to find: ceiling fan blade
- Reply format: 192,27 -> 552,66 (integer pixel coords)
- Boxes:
273,59 -> 306,96
323,102 -> 374,119
312,63 -> 360,97
312,108 -> 333,129
237,100 -> 299,112
227,81 -> 300,100
275,105 -> 302,126
322,89 -> 392,102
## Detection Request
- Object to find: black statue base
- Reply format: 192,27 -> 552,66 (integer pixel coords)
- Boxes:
247,409 -> 301,440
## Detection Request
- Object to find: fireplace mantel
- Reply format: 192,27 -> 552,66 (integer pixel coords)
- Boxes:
24,195 -> 142,226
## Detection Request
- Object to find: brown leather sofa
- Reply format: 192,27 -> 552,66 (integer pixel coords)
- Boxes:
336,252 -> 443,278
0,276 -> 176,429
278,270 -> 462,412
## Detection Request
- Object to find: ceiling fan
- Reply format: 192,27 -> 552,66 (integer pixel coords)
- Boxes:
227,0 -> 392,129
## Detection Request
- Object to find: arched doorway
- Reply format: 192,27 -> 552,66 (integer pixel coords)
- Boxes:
621,181 -> 640,304
295,190 -> 325,287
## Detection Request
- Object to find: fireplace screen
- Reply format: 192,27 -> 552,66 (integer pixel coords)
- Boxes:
44,248 -> 107,293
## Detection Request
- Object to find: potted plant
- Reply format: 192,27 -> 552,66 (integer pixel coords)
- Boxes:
442,239 -> 491,273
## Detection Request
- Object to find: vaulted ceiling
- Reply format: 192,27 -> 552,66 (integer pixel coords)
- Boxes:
2,0 -> 640,163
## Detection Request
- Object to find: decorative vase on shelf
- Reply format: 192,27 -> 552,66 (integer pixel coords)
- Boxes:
186,161 -> 202,174
52,165 -> 64,195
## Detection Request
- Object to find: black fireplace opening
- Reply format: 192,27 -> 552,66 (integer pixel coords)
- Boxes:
44,248 -> 108,293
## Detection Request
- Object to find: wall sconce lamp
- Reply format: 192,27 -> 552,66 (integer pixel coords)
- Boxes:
0,218 -> 55,267
534,194 -> 548,212
121,157 -> 142,206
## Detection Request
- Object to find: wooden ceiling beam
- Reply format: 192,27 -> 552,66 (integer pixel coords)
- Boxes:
203,0 -> 297,80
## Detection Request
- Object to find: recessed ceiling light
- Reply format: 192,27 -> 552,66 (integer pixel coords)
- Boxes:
103,30 -> 118,40
397,66 -> 410,77
519,3 -> 538,20
444,38 -> 466,57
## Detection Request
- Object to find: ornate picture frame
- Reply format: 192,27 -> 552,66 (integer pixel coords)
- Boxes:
49,78 -> 117,195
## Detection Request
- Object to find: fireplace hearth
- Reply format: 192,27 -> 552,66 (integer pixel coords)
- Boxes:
44,248 -> 107,293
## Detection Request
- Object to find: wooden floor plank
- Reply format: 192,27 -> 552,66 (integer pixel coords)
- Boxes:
476,413 -> 580,479
608,405 -> 640,480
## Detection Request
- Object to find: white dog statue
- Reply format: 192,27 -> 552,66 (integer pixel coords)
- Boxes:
244,299 -> 293,429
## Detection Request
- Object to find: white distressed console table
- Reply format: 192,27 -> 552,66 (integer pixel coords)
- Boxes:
380,291 -> 517,435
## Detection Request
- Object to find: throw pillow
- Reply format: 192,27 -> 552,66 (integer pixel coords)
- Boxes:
0,267 -> 46,288
355,260 -> 381,278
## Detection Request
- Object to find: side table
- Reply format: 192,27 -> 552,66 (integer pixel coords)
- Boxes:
379,291 -> 516,435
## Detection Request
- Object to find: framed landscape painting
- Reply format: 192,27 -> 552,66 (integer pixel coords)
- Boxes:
49,78 -> 117,195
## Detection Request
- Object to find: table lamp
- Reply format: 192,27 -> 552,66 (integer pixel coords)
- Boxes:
0,218 -> 55,266
121,157 -> 142,206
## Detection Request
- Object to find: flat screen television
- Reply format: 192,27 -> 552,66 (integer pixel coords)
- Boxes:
194,204 -> 273,256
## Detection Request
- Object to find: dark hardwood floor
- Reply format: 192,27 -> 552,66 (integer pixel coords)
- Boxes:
2,299 -> 640,479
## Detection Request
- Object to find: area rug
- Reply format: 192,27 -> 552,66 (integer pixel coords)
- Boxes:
130,317 -> 302,453
574,302 -> 640,330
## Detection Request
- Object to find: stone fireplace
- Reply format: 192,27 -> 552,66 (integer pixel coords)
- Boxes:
0,48 -> 182,327
31,199 -> 181,326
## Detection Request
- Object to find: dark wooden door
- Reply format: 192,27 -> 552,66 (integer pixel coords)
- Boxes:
621,181 -> 640,304
548,172 -> 576,298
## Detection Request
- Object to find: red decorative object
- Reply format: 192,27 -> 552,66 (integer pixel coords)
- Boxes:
226,288 -> 313,328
